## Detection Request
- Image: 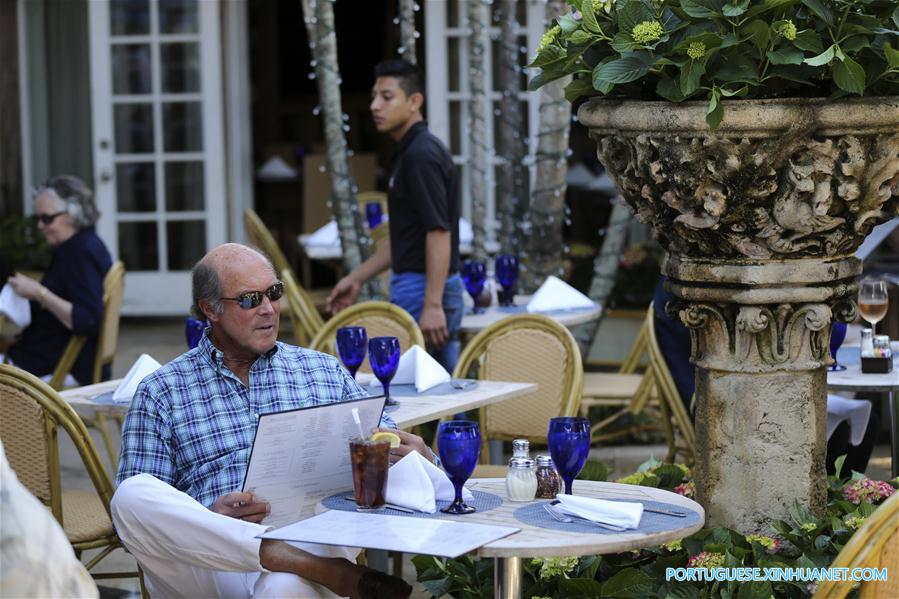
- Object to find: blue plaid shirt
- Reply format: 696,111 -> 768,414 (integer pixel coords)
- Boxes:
117,334 -> 394,508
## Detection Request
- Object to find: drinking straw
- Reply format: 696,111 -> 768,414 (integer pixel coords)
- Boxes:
351,407 -> 366,440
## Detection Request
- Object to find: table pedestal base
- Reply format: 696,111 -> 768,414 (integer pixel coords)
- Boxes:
494,556 -> 521,599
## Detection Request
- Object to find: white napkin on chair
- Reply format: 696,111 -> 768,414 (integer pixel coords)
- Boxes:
0,284 -> 31,328
386,345 -> 451,392
385,451 -> 474,513
459,218 -> 474,245
113,354 -> 162,403
526,276 -> 596,313
826,394 -> 872,446
305,221 -> 340,247
554,493 -> 644,529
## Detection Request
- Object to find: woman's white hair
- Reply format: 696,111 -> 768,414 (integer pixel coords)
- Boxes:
32,175 -> 100,229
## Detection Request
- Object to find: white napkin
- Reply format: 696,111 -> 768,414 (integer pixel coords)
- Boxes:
306,220 -> 340,247
826,394 -> 872,446
526,275 -> 596,313
256,156 -> 298,181
113,354 -> 162,403
391,345 -> 451,392
0,284 -> 31,328
554,493 -> 644,529
385,451 -> 474,513
459,218 -> 473,245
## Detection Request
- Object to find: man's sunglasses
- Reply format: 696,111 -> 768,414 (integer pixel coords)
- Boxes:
220,282 -> 284,310
33,211 -> 66,225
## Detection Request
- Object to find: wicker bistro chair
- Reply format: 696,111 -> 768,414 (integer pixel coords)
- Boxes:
813,492 -> 899,599
0,364 -> 141,586
282,269 -> 325,347
309,301 -> 425,373
451,314 -> 584,467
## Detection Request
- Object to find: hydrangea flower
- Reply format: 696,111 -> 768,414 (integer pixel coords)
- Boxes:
617,472 -> 647,485
799,522 -> 817,533
686,551 -> 725,569
531,556 -> 579,580
537,25 -> 561,54
775,20 -> 797,41
632,20 -> 664,44
674,481 -> 695,498
687,41 -> 706,60
745,534 -> 781,554
844,515 -> 867,531
663,539 -> 683,552
676,463 -> 691,478
843,478 -> 895,505
592,0 -> 614,13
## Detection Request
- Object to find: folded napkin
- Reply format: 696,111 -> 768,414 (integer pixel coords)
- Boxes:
526,276 -> 596,313
305,220 -> 340,247
826,394 -> 872,446
385,451 -> 474,513
459,218 -> 473,245
0,284 -> 31,328
256,156 -> 298,181
554,493 -> 644,529
113,354 -> 162,403
391,345 -> 451,392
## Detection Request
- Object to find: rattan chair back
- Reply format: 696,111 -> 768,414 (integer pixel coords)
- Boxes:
244,207 -> 291,276
452,314 -> 584,463
49,260 -> 126,390
282,268 -> 326,346
309,301 -> 425,373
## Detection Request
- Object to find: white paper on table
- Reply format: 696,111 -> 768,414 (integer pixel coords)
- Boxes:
826,394 -> 872,446
390,345 -> 451,392
0,284 -> 31,328
112,354 -> 162,403
258,510 -> 519,558
554,493 -> 644,529
385,451 -> 474,513
242,395 -> 386,528
526,275 -> 596,313
305,220 -> 340,247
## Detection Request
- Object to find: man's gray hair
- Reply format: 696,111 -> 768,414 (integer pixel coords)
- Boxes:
32,175 -> 100,229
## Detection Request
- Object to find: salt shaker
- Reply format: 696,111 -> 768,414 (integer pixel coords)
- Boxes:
535,455 -> 562,499
505,439 -> 537,502
861,328 -> 875,357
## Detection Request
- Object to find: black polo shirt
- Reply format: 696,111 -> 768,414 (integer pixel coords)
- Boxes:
387,121 -> 461,275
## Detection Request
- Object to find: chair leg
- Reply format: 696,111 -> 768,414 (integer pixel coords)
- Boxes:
94,412 -> 120,474
392,551 -> 404,578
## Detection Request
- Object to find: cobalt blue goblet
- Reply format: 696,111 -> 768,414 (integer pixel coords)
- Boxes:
495,255 -> 518,307
185,317 -> 205,349
336,326 -> 367,379
437,420 -> 481,514
547,416 -> 591,495
830,321 -> 847,372
462,260 -> 487,314
365,202 -> 383,230
369,336 -> 401,406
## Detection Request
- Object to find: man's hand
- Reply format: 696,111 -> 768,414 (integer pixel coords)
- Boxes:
372,427 -> 435,465
211,491 -> 270,524
326,276 -> 362,315
419,304 -> 448,349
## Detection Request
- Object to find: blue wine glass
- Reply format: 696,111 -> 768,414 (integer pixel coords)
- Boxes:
185,317 -> 205,349
336,326 -> 367,379
495,255 -> 518,307
365,202 -> 383,230
462,260 -> 487,314
437,420 -> 481,514
369,336 -> 401,406
830,321 -> 847,372
547,417 -> 591,495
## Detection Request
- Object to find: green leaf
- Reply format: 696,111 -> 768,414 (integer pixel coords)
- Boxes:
741,20 -> 770,52
801,0 -> 834,27
618,0 -> 657,36
656,75 -> 687,101
767,47 -> 805,65
713,53 -> 757,82
599,568 -> 655,598
789,501 -> 816,526
529,44 -> 567,68
680,61 -> 705,96
564,77 -> 596,102
885,42 -> 899,68
804,44 -> 835,66
577,459 -> 609,481
681,0 -> 723,19
833,56 -> 866,94
611,32 -> 637,53
706,87 -> 723,130
792,29 -> 824,53
566,29 -> 595,45
736,581 -> 774,599
673,32 -> 724,53
559,577 -> 605,597
527,67 -> 570,91
580,0 -> 604,34
840,36 -> 870,53
594,53 -> 652,84
894,5 -> 899,29
558,14 -> 581,34
833,454 -> 847,480
722,0 -> 749,17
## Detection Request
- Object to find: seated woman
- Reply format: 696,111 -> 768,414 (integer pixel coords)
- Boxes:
6,175 -> 112,386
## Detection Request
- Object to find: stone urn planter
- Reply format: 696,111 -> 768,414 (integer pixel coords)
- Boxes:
578,96 -> 899,534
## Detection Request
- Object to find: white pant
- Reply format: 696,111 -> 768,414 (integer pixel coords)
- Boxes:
111,474 -> 358,598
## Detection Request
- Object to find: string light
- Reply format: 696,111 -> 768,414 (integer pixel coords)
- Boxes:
397,0 -> 419,64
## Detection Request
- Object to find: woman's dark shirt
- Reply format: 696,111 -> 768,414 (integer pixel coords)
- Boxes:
9,228 -> 112,385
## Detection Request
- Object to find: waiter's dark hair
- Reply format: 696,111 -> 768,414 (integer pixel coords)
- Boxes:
374,59 -> 423,98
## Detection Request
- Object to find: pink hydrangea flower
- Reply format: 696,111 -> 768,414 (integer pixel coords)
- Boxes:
674,481 -> 695,498
842,478 -> 895,505
686,551 -> 725,569
745,534 -> 781,554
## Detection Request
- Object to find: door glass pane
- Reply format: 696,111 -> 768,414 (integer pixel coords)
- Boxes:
165,162 -> 204,211
116,163 -> 156,212
114,103 -> 154,153
161,43 -> 200,93
167,221 -> 206,270
163,102 -> 203,152
158,0 -> 199,34
110,0 -> 149,35
119,222 -> 159,271
112,44 -> 151,95
448,38 -> 460,92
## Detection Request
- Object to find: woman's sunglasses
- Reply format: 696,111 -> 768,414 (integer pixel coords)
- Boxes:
220,282 -> 284,310
33,211 -> 66,225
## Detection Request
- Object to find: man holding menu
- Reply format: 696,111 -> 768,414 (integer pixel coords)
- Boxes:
113,244 -> 423,598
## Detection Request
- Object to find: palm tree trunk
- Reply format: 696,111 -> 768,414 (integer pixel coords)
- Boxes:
397,0 -> 417,64
466,0 -> 490,262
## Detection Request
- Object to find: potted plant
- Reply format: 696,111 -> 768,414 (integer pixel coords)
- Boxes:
530,0 -> 898,534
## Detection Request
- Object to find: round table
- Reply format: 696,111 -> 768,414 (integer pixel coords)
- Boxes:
828,345 -> 899,477
461,295 -> 602,334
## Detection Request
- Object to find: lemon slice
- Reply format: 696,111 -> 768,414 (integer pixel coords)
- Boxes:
370,431 -> 401,448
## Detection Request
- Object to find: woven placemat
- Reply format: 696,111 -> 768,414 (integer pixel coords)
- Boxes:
513,499 -> 702,535
322,489 -> 502,518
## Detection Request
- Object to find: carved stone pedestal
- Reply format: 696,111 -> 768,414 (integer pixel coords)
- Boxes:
578,96 -> 899,533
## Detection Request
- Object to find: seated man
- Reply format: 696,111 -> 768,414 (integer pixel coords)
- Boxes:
113,244 -> 422,598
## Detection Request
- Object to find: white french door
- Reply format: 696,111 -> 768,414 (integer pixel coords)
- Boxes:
89,0 -> 226,315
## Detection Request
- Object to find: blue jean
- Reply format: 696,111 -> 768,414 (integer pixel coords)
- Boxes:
390,272 -> 464,373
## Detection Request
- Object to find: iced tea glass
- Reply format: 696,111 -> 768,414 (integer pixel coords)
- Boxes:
349,437 -> 390,511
